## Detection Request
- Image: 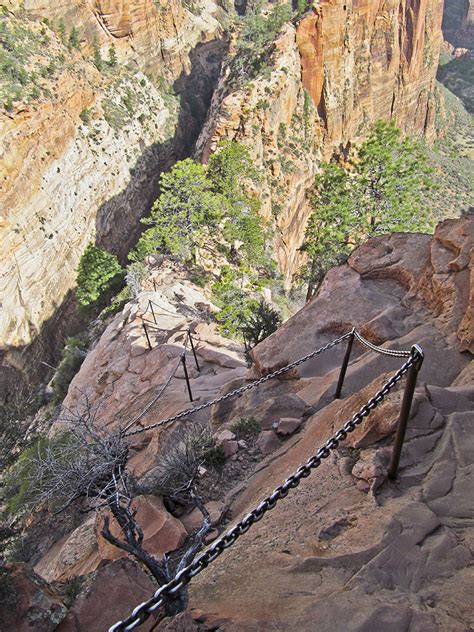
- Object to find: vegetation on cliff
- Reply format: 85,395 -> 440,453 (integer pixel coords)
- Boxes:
301,121 -> 436,298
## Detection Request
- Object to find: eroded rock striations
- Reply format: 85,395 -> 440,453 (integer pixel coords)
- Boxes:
7,217 -> 470,630
197,0 -> 444,284
0,0 -> 230,392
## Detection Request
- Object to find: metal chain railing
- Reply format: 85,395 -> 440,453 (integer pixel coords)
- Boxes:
109,347 -> 422,632
353,329 -> 412,358
123,332 -> 353,438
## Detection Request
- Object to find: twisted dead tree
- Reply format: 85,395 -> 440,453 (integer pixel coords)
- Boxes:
26,396 -> 214,617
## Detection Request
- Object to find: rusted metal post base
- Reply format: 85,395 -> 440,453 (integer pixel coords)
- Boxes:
142,322 -> 152,350
388,345 -> 424,480
334,329 -> 355,399
181,356 -> 193,402
188,330 -> 200,372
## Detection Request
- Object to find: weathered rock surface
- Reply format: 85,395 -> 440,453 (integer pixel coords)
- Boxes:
0,0 -> 230,390
56,558 -> 156,632
0,563 -> 67,631
197,0 -> 444,283
185,221 -> 473,631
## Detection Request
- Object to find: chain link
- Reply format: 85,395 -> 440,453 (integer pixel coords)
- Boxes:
109,349 -> 421,632
123,332 -> 352,438
353,329 -> 412,358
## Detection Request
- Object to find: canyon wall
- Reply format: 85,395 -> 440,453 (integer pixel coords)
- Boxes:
197,0 -> 444,283
0,0 -> 230,392
443,0 -> 474,47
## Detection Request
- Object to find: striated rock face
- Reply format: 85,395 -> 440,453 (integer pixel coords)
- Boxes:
0,1 -> 230,392
197,0 -> 444,284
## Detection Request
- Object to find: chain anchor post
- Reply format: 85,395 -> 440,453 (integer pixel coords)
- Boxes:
149,300 -> 157,324
181,355 -> 193,402
142,322 -> 152,350
334,328 -> 355,399
388,345 -> 424,480
188,329 -> 200,372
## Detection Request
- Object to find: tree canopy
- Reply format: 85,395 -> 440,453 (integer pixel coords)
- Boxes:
76,244 -> 123,313
302,121 -> 435,298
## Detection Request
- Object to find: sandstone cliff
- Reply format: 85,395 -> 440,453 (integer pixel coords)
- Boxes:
0,0 -> 230,392
197,0 -> 444,283
5,216 -> 470,631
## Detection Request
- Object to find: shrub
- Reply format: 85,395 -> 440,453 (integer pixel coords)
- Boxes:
51,336 -> 89,403
79,108 -> 91,124
240,299 -> 281,350
230,416 -> 260,438
76,244 -> 123,314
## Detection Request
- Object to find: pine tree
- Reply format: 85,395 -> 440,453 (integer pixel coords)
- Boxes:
108,44 -> 118,68
92,39 -> 103,71
302,121 -> 435,299
76,244 -> 123,313
69,27 -> 80,50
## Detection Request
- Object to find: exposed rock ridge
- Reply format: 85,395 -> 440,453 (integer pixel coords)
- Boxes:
197,0 -> 444,284
0,1 -> 230,391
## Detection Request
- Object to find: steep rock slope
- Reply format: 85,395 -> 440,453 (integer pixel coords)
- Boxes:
0,0 -> 230,390
12,217 -> 472,631
197,0 -> 444,282
187,216 -> 473,631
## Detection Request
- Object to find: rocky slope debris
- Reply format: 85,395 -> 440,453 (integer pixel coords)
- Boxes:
3,217 -> 471,630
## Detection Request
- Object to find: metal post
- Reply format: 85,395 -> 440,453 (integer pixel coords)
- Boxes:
153,279 -> 157,292
188,329 -> 200,372
142,322 -> 152,350
388,345 -> 424,480
181,356 -> 193,402
149,300 -> 157,324
334,329 -> 355,399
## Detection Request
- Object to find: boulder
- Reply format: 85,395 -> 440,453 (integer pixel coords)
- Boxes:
56,559 -> 156,632
276,417 -> 303,435
254,394 -> 306,430
256,431 -> 282,456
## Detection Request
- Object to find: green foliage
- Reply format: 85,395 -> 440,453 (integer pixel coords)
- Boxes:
92,39 -> 103,71
0,390 -> 41,471
108,44 -> 118,68
230,416 -> 260,438
131,141 -> 270,268
79,107 -> 91,124
201,442 -> 226,468
132,159 -> 222,262
239,299 -> 281,350
302,121 -> 435,297
232,2 -> 293,85
2,433 -> 77,515
57,18 -> 66,44
76,244 -> 123,314
296,0 -> 311,15
51,336 -> 89,403
68,26 -> 80,50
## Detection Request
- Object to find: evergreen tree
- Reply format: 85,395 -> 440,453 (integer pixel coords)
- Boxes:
302,121 -> 435,299
57,18 -> 66,45
131,159 -> 224,263
108,44 -> 118,68
76,244 -> 123,313
69,26 -> 80,50
92,39 -> 103,71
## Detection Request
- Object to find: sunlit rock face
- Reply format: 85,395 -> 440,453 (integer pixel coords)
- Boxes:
0,1 -> 229,389
197,0 -> 444,285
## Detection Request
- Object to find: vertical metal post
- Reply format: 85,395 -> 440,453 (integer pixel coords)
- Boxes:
149,300 -> 157,324
153,279 -> 157,292
181,355 -> 193,402
188,329 -> 200,372
388,345 -> 424,480
142,322 -> 152,350
334,329 -> 355,399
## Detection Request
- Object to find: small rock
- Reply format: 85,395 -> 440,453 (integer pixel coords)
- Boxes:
198,466 -> 207,477
204,529 -> 219,544
237,440 -> 248,449
215,429 -> 236,442
222,440 -> 238,457
276,417 -> 302,436
256,431 -> 282,455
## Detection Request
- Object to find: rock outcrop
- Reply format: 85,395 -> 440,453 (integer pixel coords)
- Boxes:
25,217 -> 472,630
197,0 -> 444,283
443,0 -> 474,48
0,0 -> 230,391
